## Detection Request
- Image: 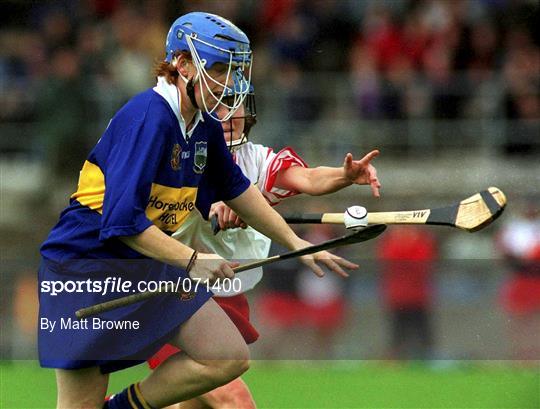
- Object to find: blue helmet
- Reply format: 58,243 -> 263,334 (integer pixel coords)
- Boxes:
164,12 -> 252,122
165,12 -> 251,67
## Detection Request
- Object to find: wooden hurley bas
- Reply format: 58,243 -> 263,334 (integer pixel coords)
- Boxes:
285,187 -> 507,233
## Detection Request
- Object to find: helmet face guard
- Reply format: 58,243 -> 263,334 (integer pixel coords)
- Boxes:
224,87 -> 257,152
165,12 -> 252,122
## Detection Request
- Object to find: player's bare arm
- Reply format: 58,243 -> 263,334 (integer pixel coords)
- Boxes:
225,184 -> 358,277
211,150 -> 381,230
120,226 -> 238,282
274,150 -> 381,197
211,149 -> 380,231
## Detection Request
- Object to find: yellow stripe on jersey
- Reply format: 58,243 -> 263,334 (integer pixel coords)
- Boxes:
71,160 -> 105,213
146,183 -> 198,232
71,161 -> 197,231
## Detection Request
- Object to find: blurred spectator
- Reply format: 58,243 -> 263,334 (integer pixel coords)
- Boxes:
296,225 -> 347,356
377,226 -> 437,360
501,40 -> 540,155
300,0 -> 357,71
423,42 -> 463,120
14,275 -> 39,339
269,7 -> 316,69
466,19 -> 500,83
257,238 -> 304,359
107,5 -> 154,101
257,225 -> 346,359
77,21 -> 109,80
0,32 -> 47,128
40,8 -> 75,55
497,200 -> 540,361
350,45 -> 382,119
34,47 -> 96,180
278,61 -> 324,123
361,4 -> 403,73
1,0 -> 539,162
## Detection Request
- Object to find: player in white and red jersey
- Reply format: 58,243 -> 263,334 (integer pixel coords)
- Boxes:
148,88 -> 381,409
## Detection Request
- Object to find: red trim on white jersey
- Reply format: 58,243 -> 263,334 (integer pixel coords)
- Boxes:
233,143 -> 308,206
263,147 -> 308,206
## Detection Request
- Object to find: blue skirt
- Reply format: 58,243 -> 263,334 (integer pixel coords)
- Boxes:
38,258 -> 212,373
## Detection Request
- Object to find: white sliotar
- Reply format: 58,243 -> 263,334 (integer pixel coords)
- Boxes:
344,206 -> 368,229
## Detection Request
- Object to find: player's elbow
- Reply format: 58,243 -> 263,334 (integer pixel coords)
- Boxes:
304,187 -> 326,196
295,179 -> 325,196
301,170 -> 334,196
299,183 -> 329,196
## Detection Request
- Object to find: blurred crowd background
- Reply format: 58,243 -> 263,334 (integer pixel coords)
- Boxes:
1,0 -> 539,362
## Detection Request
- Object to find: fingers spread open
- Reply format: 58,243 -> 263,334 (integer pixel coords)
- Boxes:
371,180 -> 380,198
361,149 -> 380,164
322,257 -> 354,278
345,152 -> 353,167
368,166 -> 381,197
333,256 -> 359,270
304,258 -> 325,277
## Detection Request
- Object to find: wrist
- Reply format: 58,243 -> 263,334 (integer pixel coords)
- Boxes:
289,237 -> 311,251
340,168 -> 353,185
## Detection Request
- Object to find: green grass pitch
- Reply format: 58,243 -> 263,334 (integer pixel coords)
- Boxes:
1,361 -> 538,408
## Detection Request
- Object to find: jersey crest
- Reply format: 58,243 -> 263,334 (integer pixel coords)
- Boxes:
170,143 -> 181,171
193,141 -> 207,174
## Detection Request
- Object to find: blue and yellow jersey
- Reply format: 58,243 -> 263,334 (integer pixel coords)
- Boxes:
40,85 -> 250,261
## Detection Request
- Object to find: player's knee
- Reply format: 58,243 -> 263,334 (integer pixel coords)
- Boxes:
232,357 -> 250,378
224,340 -> 250,376
208,357 -> 249,385
232,342 -> 250,377
222,358 -> 250,381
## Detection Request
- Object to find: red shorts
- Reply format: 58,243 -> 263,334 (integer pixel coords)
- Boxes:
147,294 -> 259,369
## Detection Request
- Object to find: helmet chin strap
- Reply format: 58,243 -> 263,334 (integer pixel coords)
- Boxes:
186,77 -> 199,109
177,65 -> 200,110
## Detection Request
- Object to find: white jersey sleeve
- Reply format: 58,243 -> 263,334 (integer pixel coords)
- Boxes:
244,144 -> 308,205
172,142 -> 308,297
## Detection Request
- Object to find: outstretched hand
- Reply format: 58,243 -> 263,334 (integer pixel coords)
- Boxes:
300,250 -> 359,278
343,150 -> 381,198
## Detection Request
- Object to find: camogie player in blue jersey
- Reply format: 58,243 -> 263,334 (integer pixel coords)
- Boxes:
148,86 -> 381,409
38,12 -> 358,409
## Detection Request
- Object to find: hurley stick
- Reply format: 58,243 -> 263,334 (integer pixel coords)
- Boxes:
75,224 -> 387,319
284,187 -> 507,232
